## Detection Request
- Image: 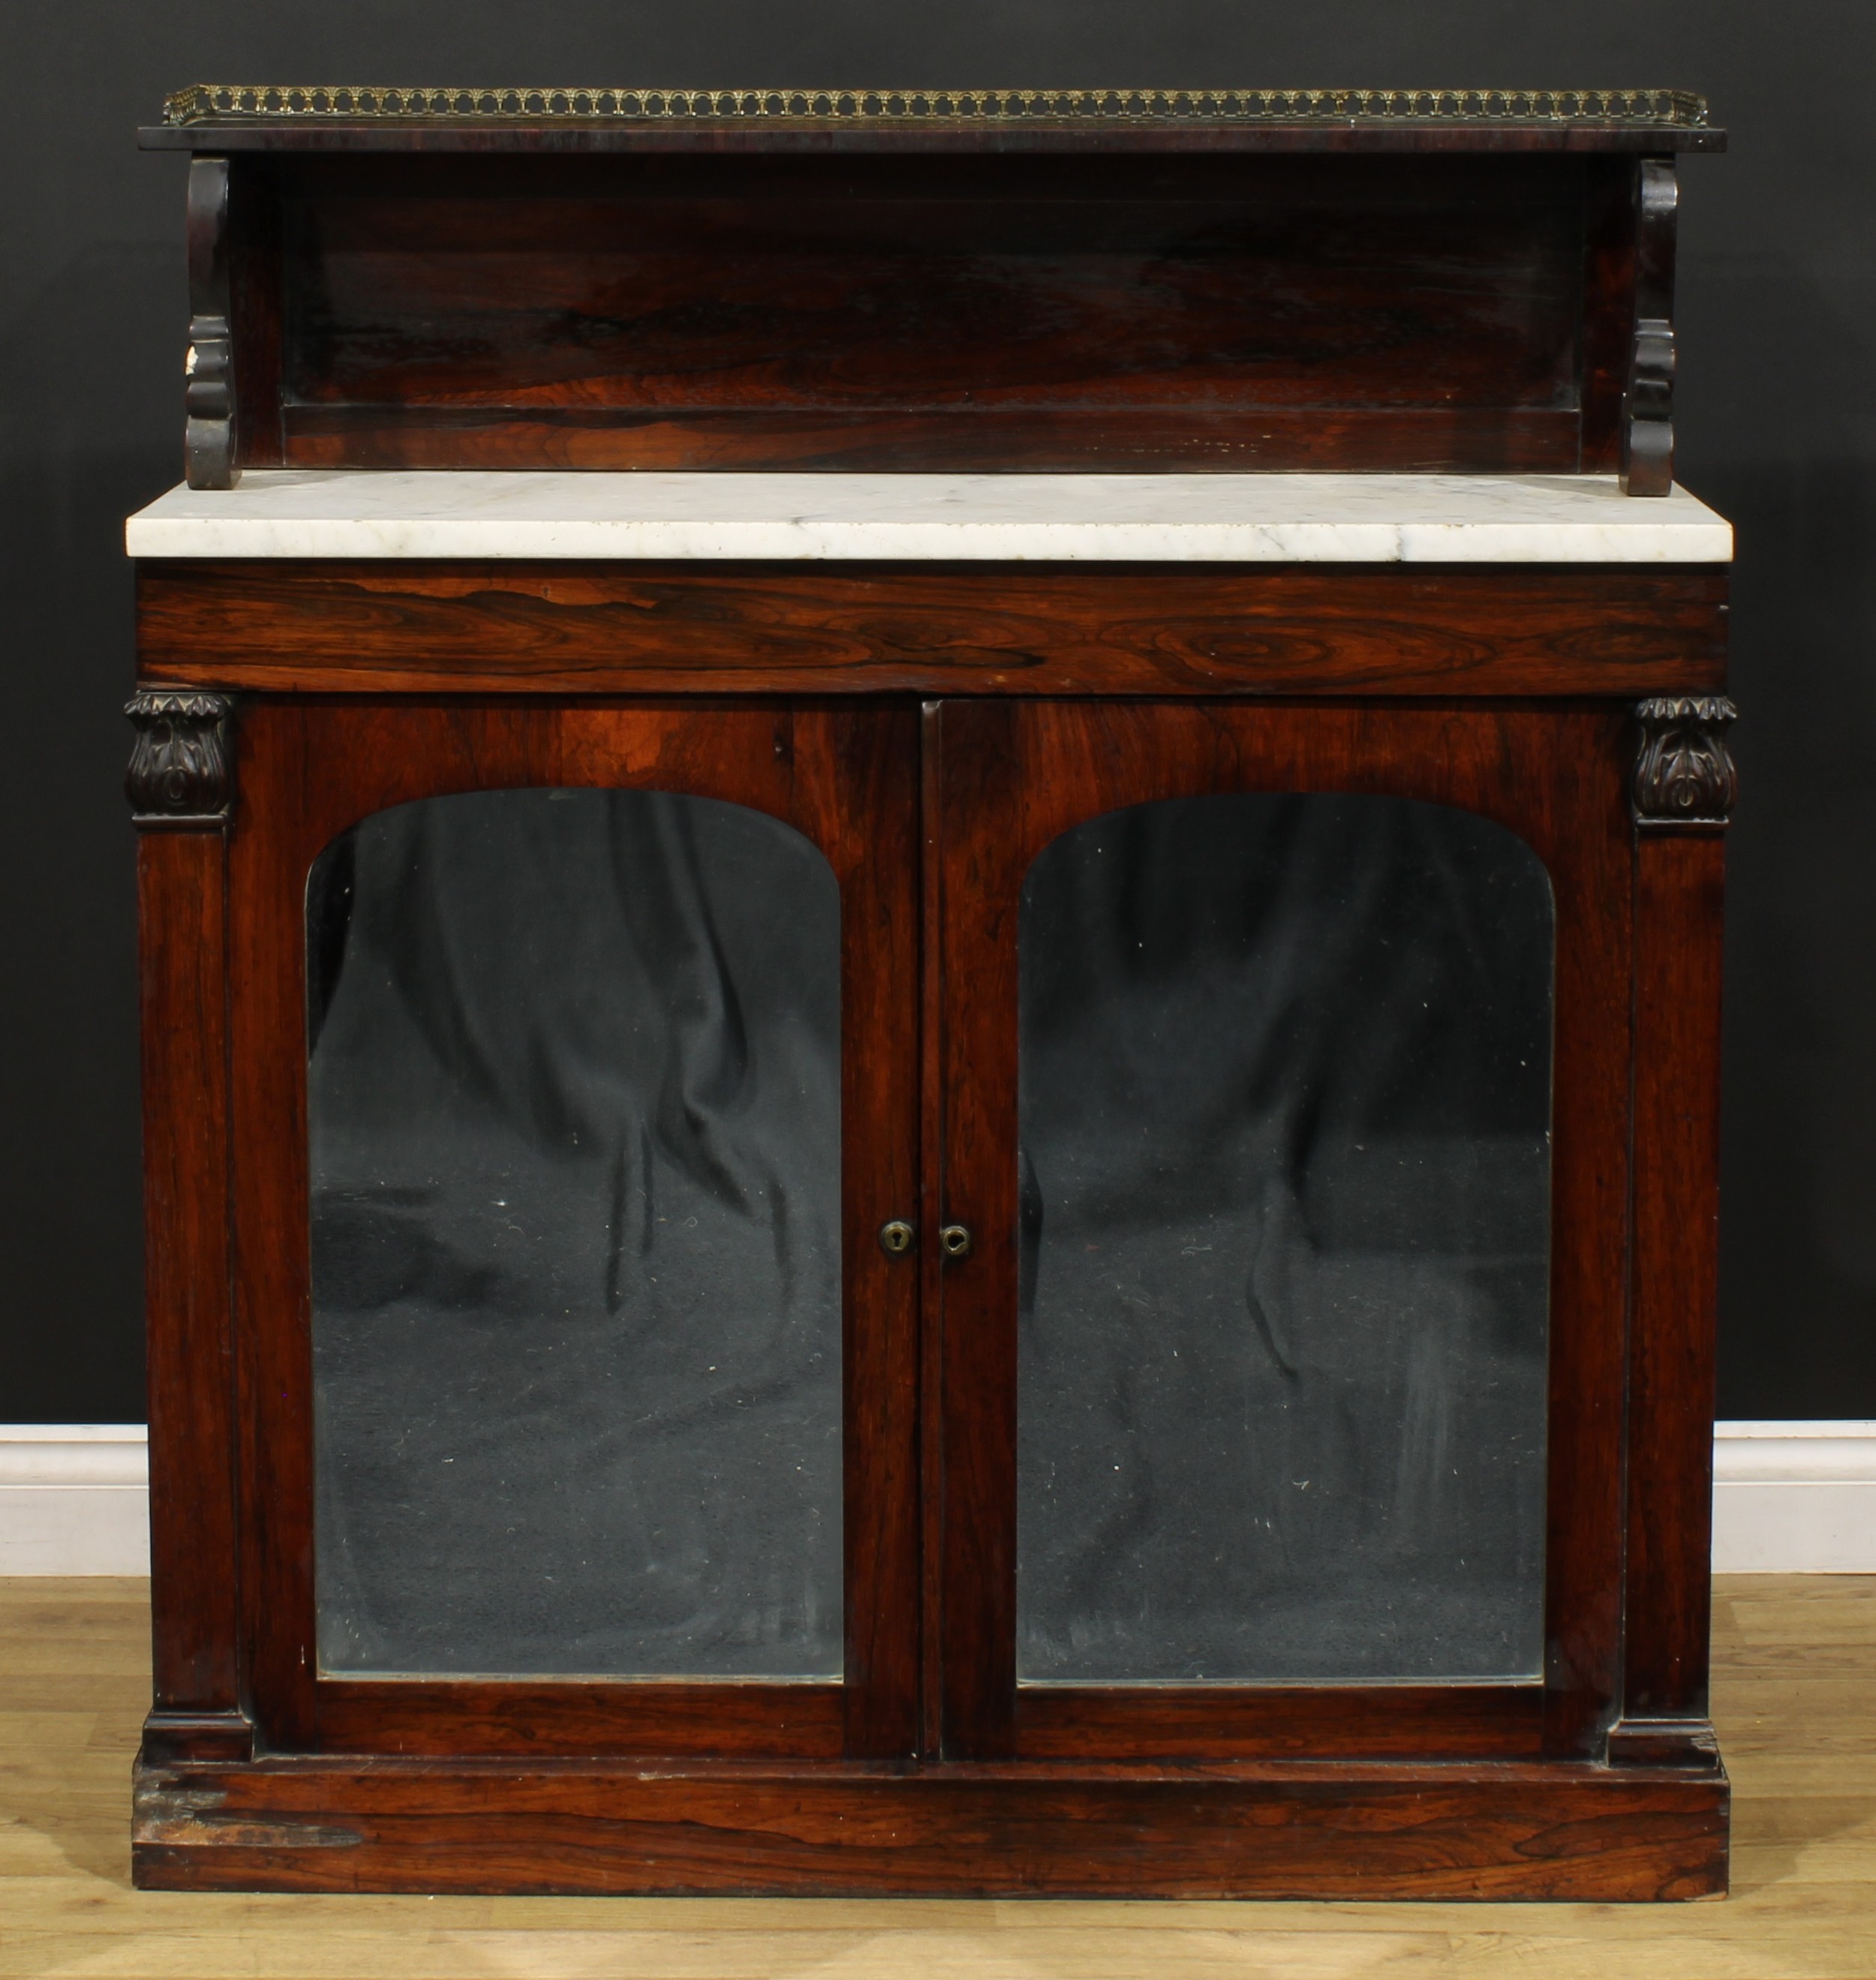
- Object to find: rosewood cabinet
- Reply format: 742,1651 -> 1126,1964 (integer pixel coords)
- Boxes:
128,85 -> 1734,1898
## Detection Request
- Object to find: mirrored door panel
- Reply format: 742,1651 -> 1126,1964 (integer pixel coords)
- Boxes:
307,788 -> 842,1679
1017,794 -> 1553,1684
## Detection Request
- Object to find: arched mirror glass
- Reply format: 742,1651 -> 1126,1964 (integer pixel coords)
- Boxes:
1017,794 -> 1553,1684
306,789 -> 842,1679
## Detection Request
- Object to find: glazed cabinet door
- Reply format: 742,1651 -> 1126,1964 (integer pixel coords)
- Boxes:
930,699 -> 1633,1762
230,699 -> 920,1759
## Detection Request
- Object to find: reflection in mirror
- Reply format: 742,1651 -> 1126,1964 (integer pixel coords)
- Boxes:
1018,795 -> 1553,1684
308,789 -> 841,1678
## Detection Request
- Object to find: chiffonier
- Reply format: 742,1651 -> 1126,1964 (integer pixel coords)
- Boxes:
125,85 -> 1735,1897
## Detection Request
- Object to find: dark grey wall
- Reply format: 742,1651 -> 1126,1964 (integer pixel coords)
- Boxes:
5,2 -> 1871,1422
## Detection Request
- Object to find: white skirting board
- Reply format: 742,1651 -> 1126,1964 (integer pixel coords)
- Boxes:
0,1426 -> 150,1574
1709,1420 -> 1876,1572
4,1422 -> 1875,1576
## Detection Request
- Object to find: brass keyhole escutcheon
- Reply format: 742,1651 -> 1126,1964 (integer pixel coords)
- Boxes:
940,1223 -> 973,1260
878,1219 -> 916,1257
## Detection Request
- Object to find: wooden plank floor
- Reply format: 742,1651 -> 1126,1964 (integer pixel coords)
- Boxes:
3,1576 -> 1872,1976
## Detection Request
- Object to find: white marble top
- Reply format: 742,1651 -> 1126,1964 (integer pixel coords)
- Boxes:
125,470 -> 1733,563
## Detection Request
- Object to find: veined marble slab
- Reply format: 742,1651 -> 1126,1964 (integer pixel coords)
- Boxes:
126,470 -> 1733,563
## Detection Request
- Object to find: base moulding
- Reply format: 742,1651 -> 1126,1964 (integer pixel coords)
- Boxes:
132,1752 -> 1728,1900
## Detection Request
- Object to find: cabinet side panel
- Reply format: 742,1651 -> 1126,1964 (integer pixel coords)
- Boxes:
140,829 -> 242,1736
1625,830 -> 1724,1718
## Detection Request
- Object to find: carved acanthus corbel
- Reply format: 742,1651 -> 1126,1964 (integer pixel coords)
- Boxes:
125,689 -> 235,826
1632,695 -> 1736,828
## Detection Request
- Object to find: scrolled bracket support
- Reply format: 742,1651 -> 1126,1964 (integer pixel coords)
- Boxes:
126,688 -> 236,828
1632,695 -> 1737,831
1619,157 -> 1679,497
185,155 -> 238,490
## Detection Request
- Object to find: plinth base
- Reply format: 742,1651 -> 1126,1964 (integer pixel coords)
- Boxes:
134,1750 -> 1727,1900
